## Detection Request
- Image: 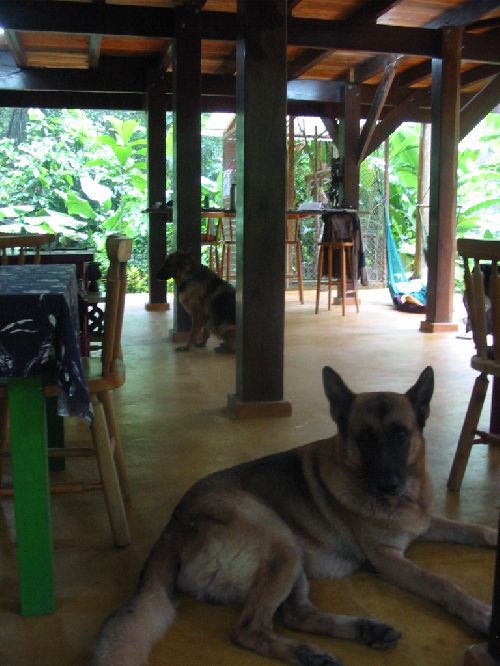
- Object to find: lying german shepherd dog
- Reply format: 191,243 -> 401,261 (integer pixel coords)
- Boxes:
156,249 -> 236,353
92,366 -> 496,666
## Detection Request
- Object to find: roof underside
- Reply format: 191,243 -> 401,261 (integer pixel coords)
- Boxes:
0,0 -> 498,123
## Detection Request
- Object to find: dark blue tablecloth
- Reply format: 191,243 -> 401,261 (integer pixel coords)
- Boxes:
0,264 -> 92,423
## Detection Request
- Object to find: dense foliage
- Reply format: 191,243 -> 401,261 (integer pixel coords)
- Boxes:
0,109 -> 222,292
0,108 -> 497,292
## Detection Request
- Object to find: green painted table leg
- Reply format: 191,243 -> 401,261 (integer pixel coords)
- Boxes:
9,376 -> 55,616
47,395 -> 65,472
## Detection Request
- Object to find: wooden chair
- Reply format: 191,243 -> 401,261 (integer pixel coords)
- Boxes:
0,233 -> 57,264
315,214 -> 360,315
286,214 -> 304,304
220,215 -> 237,284
0,235 -> 132,547
447,239 -> 500,492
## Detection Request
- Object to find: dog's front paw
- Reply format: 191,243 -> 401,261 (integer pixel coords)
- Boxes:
175,345 -> 190,352
295,644 -> 343,666
357,619 -> 401,650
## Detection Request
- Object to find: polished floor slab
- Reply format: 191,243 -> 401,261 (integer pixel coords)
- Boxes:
0,288 -> 498,666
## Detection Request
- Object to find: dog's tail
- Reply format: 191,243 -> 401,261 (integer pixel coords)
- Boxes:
91,528 -> 179,666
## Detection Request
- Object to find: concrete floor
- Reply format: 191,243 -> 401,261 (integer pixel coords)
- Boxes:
0,288 -> 498,666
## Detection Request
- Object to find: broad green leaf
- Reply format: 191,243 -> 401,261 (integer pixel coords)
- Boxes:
80,175 -> 112,204
65,192 -> 96,219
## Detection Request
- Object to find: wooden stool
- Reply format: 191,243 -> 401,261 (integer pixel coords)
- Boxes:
201,215 -> 222,275
220,215 -> 236,283
315,241 -> 360,315
286,214 -> 304,304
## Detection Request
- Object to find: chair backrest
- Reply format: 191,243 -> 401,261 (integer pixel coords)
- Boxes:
101,235 -> 132,377
458,238 -> 500,368
0,233 -> 57,265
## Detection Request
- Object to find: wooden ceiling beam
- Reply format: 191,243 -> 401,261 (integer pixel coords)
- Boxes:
287,20 -> 439,58
462,29 -> 500,65
88,35 -> 102,69
353,0 -> 500,84
0,89 -> 145,110
347,0 -> 402,24
0,2 -> 497,63
287,0 -> 401,80
287,0 -> 303,12
287,50 -> 331,80
460,73 -> 500,139
426,0 -> 500,29
392,61 -> 432,88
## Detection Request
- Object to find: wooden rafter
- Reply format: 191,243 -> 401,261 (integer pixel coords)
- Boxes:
460,73 -> 500,139
365,88 -> 431,156
357,56 -> 401,163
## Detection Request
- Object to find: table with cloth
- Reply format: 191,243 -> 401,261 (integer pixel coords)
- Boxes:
0,264 -> 92,615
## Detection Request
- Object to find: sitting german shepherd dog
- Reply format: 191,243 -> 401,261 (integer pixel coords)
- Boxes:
92,366 -> 496,666
156,249 -> 236,353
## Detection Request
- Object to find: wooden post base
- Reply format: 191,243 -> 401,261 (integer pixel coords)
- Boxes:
145,302 -> 169,312
420,321 -> 458,333
464,643 -> 500,666
227,394 -> 292,419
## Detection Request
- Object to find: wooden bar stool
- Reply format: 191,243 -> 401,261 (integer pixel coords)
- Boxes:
285,214 -> 304,304
201,214 -> 222,275
220,215 -> 236,284
315,240 -> 360,315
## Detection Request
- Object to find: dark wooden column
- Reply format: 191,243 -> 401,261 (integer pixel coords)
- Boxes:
228,0 -> 291,419
146,71 -> 168,312
420,28 -> 462,333
172,5 -> 202,335
339,81 -> 361,209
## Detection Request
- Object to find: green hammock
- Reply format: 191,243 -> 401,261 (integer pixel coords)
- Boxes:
385,208 -> 427,313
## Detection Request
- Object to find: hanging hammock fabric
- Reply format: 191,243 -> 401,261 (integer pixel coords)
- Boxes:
385,208 -> 427,313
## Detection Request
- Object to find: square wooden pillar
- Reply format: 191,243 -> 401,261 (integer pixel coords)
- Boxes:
420,28 -> 462,333
146,71 -> 168,312
338,81 -> 361,210
172,5 -> 202,335
228,0 -> 291,419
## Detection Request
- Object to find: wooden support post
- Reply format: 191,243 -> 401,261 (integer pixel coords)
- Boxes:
420,28 -> 462,333
338,80 -> 361,209
228,0 -> 291,419
172,5 -> 202,335
413,122 -> 430,279
146,71 -> 168,312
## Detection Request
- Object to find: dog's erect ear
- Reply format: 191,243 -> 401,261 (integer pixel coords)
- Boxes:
406,366 -> 434,429
322,366 -> 355,432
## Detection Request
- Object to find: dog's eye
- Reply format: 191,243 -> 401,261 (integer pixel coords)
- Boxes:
391,429 -> 409,446
356,428 -> 373,448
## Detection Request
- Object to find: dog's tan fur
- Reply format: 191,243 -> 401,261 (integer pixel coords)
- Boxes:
156,249 -> 236,353
92,367 -> 496,666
